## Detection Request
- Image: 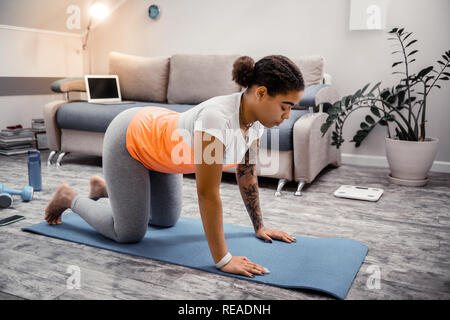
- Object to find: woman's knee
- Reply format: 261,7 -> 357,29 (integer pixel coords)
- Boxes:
115,229 -> 147,243
148,208 -> 181,227
149,171 -> 182,227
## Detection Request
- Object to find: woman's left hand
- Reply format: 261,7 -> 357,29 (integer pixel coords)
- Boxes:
255,227 -> 297,243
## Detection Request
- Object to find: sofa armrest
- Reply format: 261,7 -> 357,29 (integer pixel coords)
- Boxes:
294,84 -> 340,113
293,113 -> 341,183
43,100 -> 68,151
51,77 -> 86,93
323,73 -> 332,85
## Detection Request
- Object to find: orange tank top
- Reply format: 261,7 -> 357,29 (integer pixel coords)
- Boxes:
126,107 -> 239,174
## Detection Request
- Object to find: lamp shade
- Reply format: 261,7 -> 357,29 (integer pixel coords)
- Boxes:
89,2 -> 109,20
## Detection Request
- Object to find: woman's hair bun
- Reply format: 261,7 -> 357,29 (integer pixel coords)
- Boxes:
232,56 -> 255,88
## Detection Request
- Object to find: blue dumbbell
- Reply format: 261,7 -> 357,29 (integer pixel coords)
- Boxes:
0,183 -> 33,202
0,193 -> 13,209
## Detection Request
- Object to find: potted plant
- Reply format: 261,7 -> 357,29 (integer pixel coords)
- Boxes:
321,27 -> 450,186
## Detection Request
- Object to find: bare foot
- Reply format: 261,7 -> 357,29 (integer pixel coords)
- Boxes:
45,183 -> 77,225
88,175 -> 108,200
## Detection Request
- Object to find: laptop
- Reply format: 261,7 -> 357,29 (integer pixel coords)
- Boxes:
84,75 -> 135,104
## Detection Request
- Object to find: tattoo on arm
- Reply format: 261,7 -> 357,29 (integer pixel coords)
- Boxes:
236,139 -> 263,231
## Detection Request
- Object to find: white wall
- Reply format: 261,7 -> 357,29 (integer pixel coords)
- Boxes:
0,27 -> 84,77
0,26 -> 85,130
87,0 -> 450,171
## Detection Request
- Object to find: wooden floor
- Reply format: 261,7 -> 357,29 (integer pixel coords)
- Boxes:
0,150 -> 449,300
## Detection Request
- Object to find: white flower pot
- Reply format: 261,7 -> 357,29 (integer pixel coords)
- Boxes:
385,137 -> 439,187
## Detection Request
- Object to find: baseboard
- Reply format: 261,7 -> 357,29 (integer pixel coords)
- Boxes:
341,153 -> 450,173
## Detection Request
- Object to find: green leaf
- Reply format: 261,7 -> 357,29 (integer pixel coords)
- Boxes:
370,106 -> 381,117
320,122 -> 331,134
392,61 -> 403,68
405,39 -> 417,48
437,61 -> 445,66
388,28 -> 398,34
365,115 -> 375,124
443,72 -> 450,77
357,129 -> 367,136
380,89 -> 390,100
409,59 -> 416,64
351,89 -> 361,103
398,28 -> 404,35
440,76 -> 450,80
404,96 -> 416,105
407,50 -> 418,57
352,130 -> 369,147
344,96 -> 352,110
417,66 -> 434,79
360,83 -> 370,96
387,92 -> 397,104
368,82 -> 382,95
379,119 -> 388,126
328,107 -> 340,116
397,90 -> 406,105
328,114 -> 338,122
402,32 -> 413,41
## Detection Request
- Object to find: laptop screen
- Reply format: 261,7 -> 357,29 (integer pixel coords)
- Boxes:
87,78 -> 119,99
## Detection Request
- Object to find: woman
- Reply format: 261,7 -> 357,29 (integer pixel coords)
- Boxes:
45,55 -> 304,278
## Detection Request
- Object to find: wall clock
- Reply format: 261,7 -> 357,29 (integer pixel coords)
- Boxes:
148,5 -> 160,20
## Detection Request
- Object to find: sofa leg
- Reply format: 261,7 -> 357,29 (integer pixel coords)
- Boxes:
47,150 -> 58,166
294,180 -> 306,196
56,152 -> 69,167
275,178 -> 288,197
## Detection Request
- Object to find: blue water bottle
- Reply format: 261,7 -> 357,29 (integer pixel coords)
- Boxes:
28,150 -> 42,192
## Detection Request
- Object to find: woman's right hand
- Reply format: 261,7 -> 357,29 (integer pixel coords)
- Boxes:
220,256 -> 269,278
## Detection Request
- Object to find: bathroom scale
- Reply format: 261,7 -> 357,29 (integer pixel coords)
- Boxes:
333,185 -> 384,202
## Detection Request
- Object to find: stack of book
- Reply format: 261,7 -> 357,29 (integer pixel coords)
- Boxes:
31,119 -> 48,150
32,118 -> 46,131
0,128 -> 36,156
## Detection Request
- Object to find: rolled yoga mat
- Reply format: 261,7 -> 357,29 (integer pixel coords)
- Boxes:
22,212 -> 368,299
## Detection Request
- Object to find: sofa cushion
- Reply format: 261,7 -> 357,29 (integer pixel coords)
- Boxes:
56,102 -> 194,133
56,101 -> 308,151
259,109 -> 309,151
291,55 -> 324,87
253,55 -> 324,87
109,52 -> 170,103
167,54 -> 241,105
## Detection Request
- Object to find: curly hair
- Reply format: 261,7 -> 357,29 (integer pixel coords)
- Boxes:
232,55 -> 305,96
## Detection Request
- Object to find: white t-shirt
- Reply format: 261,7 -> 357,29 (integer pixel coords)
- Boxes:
177,90 -> 265,166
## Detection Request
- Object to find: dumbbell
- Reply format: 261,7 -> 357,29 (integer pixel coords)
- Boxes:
0,193 -> 13,209
0,183 -> 34,202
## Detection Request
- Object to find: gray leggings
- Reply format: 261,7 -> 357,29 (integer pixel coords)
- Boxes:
70,107 -> 183,243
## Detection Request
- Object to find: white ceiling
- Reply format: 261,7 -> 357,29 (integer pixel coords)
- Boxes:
0,0 -> 123,34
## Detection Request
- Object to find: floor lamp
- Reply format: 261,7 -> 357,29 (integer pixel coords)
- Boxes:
82,2 -> 110,74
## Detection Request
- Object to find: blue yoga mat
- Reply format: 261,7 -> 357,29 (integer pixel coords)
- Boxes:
22,212 -> 368,299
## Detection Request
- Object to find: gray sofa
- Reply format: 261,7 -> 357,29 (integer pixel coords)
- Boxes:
44,52 -> 341,196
